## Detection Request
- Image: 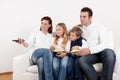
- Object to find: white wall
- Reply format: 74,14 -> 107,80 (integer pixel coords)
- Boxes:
0,0 -> 120,73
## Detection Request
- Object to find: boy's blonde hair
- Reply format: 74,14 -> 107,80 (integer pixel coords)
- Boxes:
69,26 -> 82,37
54,23 -> 68,49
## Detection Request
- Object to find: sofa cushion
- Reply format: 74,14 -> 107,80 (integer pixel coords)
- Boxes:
26,65 -> 38,74
26,63 -> 103,74
93,63 -> 103,73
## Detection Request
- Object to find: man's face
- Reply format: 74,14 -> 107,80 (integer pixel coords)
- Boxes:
80,12 -> 92,26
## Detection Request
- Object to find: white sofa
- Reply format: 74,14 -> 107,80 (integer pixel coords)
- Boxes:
13,31 -> 120,80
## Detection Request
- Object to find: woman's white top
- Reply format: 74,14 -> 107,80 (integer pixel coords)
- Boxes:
26,30 -> 52,58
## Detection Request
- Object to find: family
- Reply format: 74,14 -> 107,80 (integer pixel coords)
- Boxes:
17,7 -> 116,80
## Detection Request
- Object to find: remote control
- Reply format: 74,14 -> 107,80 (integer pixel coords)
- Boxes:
12,40 -> 19,42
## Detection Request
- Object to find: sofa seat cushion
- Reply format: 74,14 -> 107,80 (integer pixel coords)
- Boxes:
93,63 -> 103,73
26,65 -> 38,74
26,63 -> 103,74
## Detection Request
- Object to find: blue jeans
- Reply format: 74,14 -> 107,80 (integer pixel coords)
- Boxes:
53,55 -> 68,80
31,48 -> 54,80
79,49 -> 116,80
67,54 -> 83,80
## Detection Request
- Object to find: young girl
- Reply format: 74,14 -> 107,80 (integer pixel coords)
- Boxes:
50,23 -> 70,80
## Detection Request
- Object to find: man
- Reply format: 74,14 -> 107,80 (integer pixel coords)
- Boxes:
75,7 -> 116,80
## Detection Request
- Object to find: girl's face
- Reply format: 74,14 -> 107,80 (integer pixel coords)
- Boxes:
69,32 -> 79,41
56,25 -> 64,37
41,20 -> 51,32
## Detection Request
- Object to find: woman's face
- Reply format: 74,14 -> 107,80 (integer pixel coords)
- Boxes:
41,20 -> 51,32
56,25 -> 64,37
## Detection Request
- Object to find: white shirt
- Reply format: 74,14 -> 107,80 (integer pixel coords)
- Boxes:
80,39 -> 88,48
51,37 -> 70,52
80,22 -> 108,54
27,30 -> 52,58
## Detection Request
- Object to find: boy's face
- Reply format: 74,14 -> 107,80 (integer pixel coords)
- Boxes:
69,32 -> 79,41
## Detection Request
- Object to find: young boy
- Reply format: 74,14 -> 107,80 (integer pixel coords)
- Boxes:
67,26 -> 88,80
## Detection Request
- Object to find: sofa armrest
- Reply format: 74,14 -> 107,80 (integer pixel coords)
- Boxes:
114,49 -> 120,74
13,53 -> 31,74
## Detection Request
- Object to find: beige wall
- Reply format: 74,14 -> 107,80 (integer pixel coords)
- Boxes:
0,0 -> 120,73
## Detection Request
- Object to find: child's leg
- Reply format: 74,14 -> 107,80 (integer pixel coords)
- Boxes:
75,57 -> 83,80
53,57 -> 60,80
58,56 -> 68,80
67,56 -> 75,80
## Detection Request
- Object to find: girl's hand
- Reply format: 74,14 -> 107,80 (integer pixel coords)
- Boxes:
56,51 -> 67,58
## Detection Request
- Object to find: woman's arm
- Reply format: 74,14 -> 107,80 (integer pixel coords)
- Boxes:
17,38 -> 28,48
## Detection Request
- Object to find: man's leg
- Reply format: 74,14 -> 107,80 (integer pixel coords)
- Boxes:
43,49 -> 54,80
100,49 -> 116,80
79,54 -> 99,80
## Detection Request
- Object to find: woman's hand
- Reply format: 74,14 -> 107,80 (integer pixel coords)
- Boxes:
56,51 -> 67,58
17,38 -> 25,44
17,38 -> 28,48
50,46 -> 55,52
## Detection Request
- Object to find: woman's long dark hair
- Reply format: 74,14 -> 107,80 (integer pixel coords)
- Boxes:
41,16 -> 53,34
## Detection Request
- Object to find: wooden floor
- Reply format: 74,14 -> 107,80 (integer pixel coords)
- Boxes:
0,72 -> 12,80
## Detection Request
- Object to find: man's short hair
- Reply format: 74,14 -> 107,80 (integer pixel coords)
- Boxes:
81,7 -> 93,17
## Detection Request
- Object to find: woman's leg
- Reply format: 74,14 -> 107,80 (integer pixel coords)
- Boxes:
31,49 -> 44,80
31,48 -> 54,80
58,56 -> 68,80
37,58 -> 44,80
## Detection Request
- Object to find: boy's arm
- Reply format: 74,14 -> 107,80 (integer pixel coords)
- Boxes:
81,39 -> 88,48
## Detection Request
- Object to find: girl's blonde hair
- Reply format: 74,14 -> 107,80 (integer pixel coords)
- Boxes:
54,23 -> 68,49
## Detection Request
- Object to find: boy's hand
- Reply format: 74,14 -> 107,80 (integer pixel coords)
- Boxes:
72,46 -> 79,50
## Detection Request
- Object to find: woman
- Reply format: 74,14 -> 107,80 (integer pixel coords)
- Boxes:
17,16 -> 54,80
